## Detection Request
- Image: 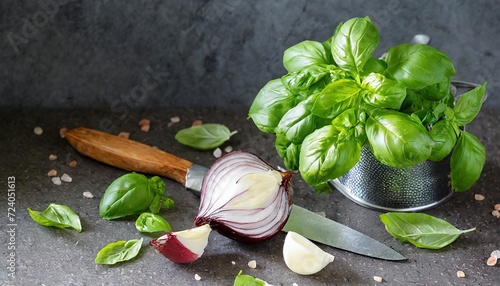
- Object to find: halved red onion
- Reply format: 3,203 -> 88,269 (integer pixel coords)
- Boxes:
194,151 -> 294,242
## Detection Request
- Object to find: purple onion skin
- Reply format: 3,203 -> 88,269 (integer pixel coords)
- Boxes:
194,150 -> 294,243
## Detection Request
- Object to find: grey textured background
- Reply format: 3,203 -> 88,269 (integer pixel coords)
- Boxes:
1,0 -> 499,108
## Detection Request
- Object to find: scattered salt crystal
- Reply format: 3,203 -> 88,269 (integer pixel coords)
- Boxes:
192,119 -> 202,126
495,204 -> 500,211
118,132 -> 130,139
224,146 -> 233,153
474,194 -> 485,201
61,173 -> 72,183
231,261 -> 236,265
69,160 -> 77,167
140,124 -> 150,132
138,119 -> 150,126
47,169 -> 57,177
373,276 -> 383,283
213,148 -> 222,158
34,126 -> 43,135
247,260 -> 257,269
194,274 -> 201,281
491,250 -> 500,258
59,127 -> 68,138
456,271 -> 465,278
487,255 -> 498,266
492,210 -> 500,218
49,154 -> 58,161
83,191 -> 94,199
51,177 -> 62,185
293,283 -> 298,286
170,116 -> 180,123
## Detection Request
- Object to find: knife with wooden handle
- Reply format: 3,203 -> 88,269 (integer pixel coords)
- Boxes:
65,127 -> 406,261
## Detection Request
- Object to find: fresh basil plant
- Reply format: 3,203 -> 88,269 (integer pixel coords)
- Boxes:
248,16 -> 487,192
99,173 -> 174,220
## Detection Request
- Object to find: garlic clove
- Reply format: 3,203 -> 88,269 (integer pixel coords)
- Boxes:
150,224 -> 211,264
283,231 -> 334,275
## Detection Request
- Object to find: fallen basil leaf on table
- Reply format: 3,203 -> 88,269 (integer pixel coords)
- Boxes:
174,123 -> 237,150
95,238 -> 143,265
135,212 -> 171,233
380,212 -> 475,249
99,173 -> 174,220
27,203 -> 82,233
233,270 -> 270,286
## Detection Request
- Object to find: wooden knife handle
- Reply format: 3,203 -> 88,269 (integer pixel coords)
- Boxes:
65,127 -> 194,185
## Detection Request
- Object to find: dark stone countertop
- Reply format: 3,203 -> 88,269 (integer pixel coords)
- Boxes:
1,107 -> 499,285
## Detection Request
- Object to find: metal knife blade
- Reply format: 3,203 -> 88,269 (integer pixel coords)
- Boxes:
65,127 -> 406,261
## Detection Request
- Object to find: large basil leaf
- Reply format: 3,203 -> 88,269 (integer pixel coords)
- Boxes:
331,17 -> 379,75
95,238 -> 143,265
28,203 -> 82,233
283,40 -> 332,72
361,73 -> 406,110
365,109 -> 432,168
428,120 -> 457,161
453,83 -> 486,126
281,65 -> 330,95
380,212 -> 475,249
248,79 -> 296,133
451,131 -> 486,192
275,134 -> 301,171
299,125 -> 361,186
310,79 -> 362,119
384,44 -> 455,90
416,77 -> 451,101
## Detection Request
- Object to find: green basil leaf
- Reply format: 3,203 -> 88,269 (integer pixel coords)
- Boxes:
248,79 -> 296,133
281,65 -> 330,94
380,212 -> 475,249
384,44 -> 456,89
95,238 -> 143,265
283,40 -> 332,72
233,270 -> 268,286
299,125 -> 361,186
428,120 -> 457,161
275,134 -> 301,171
416,77 -> 451,101
331,108 -> 367,146
310,79 -> 362,119
27,203 -> 82,233
365,109 -> 432,168
453,83 -> 487,126
100,173 -> 167,220
451,131 -> 486,192
361,73 -> 406,110
175,123 -> 237,150
135,213 -> 171,233
360,57 -> 387,77
331,16 -> 379,75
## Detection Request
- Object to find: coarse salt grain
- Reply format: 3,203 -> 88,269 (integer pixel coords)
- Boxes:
487,256 -> 498,266
474,194 -> 485,201
495,204 -> 500,211
373,276 -> 383,283
194,274 -> 201,281
492,210 -> 500,218
213,148 -> 222,158
170,116 -> 180,123
140,124 -> 150,132
231,261 -> 236,265
118,132 -> 130,139
59,127 -> 68,138
224,146 -> 233,153
61,173 -> 72,183
456,271 -> 465,278
51,177 -> 62,185
248,260 -> 257,269
47,169 -> 57,177
491,250 -> 500,258
138,119 -> 150,126
192,119 -> 202,126
293,283 -> 298,286
83,191 -> 94,198
49,154 -> 58,161
69,160 -> 77,167
34,126 -> 43,135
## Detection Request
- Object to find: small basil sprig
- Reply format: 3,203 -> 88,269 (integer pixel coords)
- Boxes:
175,123 -> 237,150
135,213 -> 171,233
28,203 -> 82,232
99,173 -> 174,220
380,212 -> 475,249
95,238 -> 143,265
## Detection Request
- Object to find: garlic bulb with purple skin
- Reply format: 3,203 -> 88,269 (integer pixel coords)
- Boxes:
194,151 -> 294,242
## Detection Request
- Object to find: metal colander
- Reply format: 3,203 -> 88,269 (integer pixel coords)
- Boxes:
329,81 -> 485,212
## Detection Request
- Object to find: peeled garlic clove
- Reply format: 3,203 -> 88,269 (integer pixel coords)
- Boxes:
150,224 -> 211,264
283,231 -> 334,275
